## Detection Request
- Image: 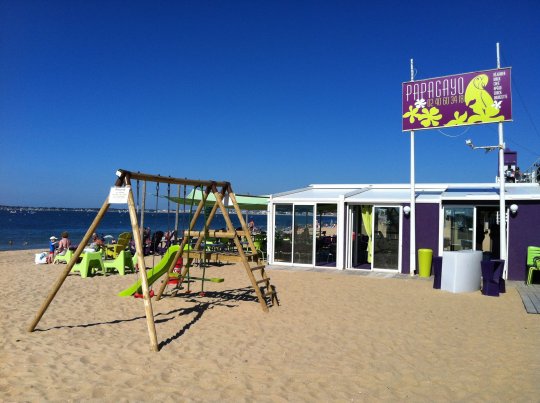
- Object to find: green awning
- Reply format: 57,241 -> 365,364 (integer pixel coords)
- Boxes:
167,189 -> 268,211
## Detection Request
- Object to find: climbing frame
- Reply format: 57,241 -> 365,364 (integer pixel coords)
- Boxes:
27,169 -> 278,352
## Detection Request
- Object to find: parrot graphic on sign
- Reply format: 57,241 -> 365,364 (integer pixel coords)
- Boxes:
464,74 -> 504,123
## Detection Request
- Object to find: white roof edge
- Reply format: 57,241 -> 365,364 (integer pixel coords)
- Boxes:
270,183 -> 540,200
271,186 -> 314,198
343,186 -> 373,198
307,182 -> 518,190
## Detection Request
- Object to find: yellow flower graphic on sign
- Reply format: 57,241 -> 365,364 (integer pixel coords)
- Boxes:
446,111 -> 468,126
419,107 -> 442,127
402,105 -> 420,123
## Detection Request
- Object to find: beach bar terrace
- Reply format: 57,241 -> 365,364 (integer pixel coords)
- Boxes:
267,182 -> 540,281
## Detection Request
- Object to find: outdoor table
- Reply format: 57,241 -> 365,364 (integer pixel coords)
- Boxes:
441,250 -> 482,293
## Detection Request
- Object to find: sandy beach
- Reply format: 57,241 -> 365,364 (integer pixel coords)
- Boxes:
1,249 -> 539,402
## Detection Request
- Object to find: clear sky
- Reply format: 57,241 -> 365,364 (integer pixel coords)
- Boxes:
1,0 -> 539,208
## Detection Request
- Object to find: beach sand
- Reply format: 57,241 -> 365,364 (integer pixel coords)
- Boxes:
1,249 -> 539,401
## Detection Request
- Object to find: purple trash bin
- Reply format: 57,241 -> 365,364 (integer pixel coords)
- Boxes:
432,256 -> 442,289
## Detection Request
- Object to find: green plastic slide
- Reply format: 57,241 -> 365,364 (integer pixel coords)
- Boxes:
118,245 -> 180,297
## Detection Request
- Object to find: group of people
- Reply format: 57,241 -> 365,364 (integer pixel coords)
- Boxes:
46,232 -> 107,263
47,222 -> 258,263
136,227 -> 178,255
47,232 -> 72,264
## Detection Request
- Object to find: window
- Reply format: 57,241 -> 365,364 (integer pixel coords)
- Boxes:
443,207 -> 474,251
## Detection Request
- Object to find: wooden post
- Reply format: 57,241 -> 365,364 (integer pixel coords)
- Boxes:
28,197 -> 112,332
228,186 -> 258,255
125,176 -> 160,352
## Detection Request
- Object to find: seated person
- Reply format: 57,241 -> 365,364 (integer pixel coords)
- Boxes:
89,233 -> 104,251
56,232 -> 71,256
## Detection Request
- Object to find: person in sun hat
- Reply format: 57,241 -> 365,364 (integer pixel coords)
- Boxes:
47,236 -> 58,264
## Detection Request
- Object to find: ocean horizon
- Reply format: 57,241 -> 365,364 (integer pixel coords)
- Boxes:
0,207 -> 268,252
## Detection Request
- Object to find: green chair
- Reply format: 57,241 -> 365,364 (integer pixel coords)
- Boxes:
103,250 -> 134,276
105,232 -> 132,259
526,246 -> 540,285
54,249 -> 74,264
253,238 -> 267,261
72,251 -> 105,278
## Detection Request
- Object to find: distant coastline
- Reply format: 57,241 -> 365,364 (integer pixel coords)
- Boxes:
1,205 -> 101,212
0,205 -> 267,215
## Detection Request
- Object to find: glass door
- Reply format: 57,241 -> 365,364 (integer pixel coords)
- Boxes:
274,204 -> 293,263
315,204 -> 337,267
293,205 -> 314,264
345,205 -> 371,269
372,206 -> 401,270
475,206 -> 500,260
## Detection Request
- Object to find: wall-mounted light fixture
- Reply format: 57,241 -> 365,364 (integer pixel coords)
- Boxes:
510,204 -> 518,215
403,206 -> 411,215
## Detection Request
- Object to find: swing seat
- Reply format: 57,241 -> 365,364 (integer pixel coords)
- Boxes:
169,272 -> 224,284
134,290 -> 155,299
103,250 -> 134,276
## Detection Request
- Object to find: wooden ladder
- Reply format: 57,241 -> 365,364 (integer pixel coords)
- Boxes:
243,260 -> 278,312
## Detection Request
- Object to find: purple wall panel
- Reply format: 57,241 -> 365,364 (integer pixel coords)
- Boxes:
508,202 -> 540,281
401,203 -> 439,274
504,149 -> 517,165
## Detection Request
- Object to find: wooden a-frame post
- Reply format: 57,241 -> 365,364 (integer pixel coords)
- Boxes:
124,173 -> 159,351
26,173 -> 123,333
28,171 -> 160,352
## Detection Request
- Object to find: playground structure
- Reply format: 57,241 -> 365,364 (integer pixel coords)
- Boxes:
27,169 -> 278,352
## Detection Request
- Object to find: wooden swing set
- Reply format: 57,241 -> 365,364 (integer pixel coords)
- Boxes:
27,169 -> 278,352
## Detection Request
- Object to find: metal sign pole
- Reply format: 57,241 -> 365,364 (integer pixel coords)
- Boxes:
409,58 -> 416,276
496,43 -> 508,279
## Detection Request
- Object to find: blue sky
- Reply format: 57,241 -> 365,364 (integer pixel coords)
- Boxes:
1,0 -> 539,208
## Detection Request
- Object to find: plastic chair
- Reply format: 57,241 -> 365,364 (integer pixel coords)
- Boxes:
54,249 -> 74,264
105,232 -> 132,259
526,246 -> 540,285
481,259 -> 505,297
72,251 -> 105,278
103,250 -> 134,276
432,256 -> 443,289
253,238 -> 267,261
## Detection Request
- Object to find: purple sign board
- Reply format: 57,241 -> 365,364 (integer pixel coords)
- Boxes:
402,67 -> 512,131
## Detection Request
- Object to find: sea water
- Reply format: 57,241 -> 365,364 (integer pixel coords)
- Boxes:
0,209 -> 269,251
